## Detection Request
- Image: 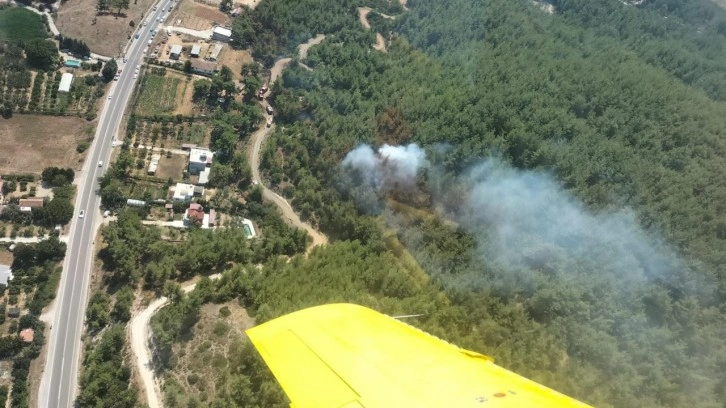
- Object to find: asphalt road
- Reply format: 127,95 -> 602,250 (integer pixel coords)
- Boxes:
38,2 -> 174,406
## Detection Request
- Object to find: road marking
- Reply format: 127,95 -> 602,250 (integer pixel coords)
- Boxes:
44,2 -> 169,404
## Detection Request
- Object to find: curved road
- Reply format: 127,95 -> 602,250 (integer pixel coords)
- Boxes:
248,123 -> 327,248
39,1 -> 175,406
249,35 -> 328,249
130,274 -> 221,408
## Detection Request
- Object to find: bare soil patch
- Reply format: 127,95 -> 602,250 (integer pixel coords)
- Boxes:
358,7 -> 372,29
0,249 -> 12,265
173,77 -> 197,115
374,33 -> 387,52
155,154 -> 187,180
216,48 -> 253,81
0,115 -> 94,174
55,0 -> 157,57
236,0 -> 261,8
171,0 -> 229,31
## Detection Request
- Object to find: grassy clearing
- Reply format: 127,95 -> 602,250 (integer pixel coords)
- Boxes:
136,75 -> 180,116
180,123 -> 207,145
154,154 -> 186,180
0,7 -> 47,42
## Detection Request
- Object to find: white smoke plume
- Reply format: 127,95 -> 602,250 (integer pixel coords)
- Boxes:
341,144 -> 428,189
340,143 -> 687,294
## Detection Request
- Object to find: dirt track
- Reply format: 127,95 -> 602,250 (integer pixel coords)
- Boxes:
255,35 -> 329,250
357,7 -> 389,52
130,274 -> 221,408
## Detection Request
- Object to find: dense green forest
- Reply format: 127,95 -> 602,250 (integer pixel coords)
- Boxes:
151,0 -> 726,407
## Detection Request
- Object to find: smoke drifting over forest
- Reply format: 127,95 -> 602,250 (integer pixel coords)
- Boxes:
341,144 -> 686,294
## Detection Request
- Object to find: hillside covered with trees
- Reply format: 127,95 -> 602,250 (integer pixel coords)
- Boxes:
152,0 -> 726,407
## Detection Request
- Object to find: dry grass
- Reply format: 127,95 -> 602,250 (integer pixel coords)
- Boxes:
216,48 -> 252,81
0,249 -> 12,265
0,115 -> 94,174
154,154 -> 187,180
55,0 -> 158,57
173,77 -> 197,115
236,0 -> 262,8
194,4 -> 227,24
170,0 -> 228,31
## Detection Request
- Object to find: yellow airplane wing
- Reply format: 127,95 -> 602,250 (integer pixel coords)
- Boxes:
246,303 -> 592,408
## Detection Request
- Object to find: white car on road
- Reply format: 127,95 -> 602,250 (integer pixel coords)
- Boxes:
78,210 -> 85,218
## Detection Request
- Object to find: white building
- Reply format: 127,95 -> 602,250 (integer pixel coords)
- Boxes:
208,43 -> 223,61
198,167 -> 211,185
148,154 -> 160,175
0,265 -> 13,287
188,147 -> 213,175
173,183 -> 205,201
190,45 -> 201,57
126,199 -> 146,207
169,44 -> 183,60
211,27 -> 232,42
58,72 -> 73,92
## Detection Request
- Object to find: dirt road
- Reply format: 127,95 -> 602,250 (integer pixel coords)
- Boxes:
357,7 -> 390,51
299,34 -> 326,60
248,124 -> 328,249
130,274 -> 221,408
268,34 -> 326,85
269,58 -> 291,85
254,35 -> 329,249
358,7 -> 372,29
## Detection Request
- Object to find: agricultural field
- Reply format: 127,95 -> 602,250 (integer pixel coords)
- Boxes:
135,74 -> 181,116
131,119 -> 210,150
160,302 -> 255,406
0,67 -> 104,117
0,7 -> 48,42
0,114 -> 94,174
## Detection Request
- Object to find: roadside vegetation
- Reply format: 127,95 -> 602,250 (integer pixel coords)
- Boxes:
0,238 -> 65,407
